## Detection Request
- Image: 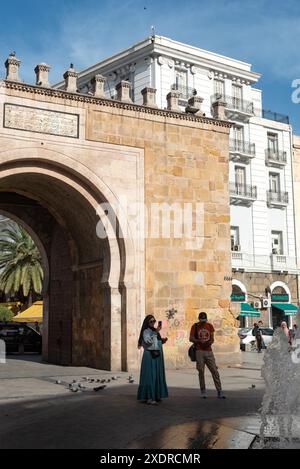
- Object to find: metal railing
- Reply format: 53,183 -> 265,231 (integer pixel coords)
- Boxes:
230,139 -> 256,156
171,84 -> 197,99
262,110 -> 289,124
230,183 -> 257,198
267,190 -> 289,205
211,94 -> 254,115
265,149 -> 287,164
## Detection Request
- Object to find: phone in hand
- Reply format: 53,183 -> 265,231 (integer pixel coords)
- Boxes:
158,321 -> 162,328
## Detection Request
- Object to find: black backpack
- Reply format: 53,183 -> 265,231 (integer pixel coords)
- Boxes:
188,323 -> 198,362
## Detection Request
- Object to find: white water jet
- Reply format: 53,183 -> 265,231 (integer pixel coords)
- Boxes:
259,316 -> 300,448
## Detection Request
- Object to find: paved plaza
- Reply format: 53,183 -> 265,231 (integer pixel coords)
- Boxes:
0,353 -> 265,449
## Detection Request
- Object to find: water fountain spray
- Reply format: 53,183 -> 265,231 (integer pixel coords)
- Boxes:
259,314 -> 300,448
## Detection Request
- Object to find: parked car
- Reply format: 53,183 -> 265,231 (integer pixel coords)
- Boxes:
0,322 -> 42,354
239,327 -> 274,351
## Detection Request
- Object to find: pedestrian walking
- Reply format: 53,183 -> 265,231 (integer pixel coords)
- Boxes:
189,312 -> 226,399
291,324 -> 298,341
280,321 -> 292,345
252,323 -> 263,352
137,315 -> 169,405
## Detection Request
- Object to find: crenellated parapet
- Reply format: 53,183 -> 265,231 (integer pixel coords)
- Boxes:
1,53 -> 230,127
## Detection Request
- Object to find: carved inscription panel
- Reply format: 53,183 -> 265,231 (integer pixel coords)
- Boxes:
3,104 -> 79,138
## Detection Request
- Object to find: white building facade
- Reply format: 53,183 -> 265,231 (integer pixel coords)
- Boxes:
60,36 -> 299,328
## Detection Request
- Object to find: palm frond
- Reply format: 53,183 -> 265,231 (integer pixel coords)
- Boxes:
0,223 -> 43,299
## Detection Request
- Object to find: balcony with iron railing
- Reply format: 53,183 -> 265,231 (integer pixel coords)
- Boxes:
262,110 -> 289,125
230,183 -> 257,205
229,139 -> 256,163
211,94 -> 254,121
171,83 -> 197,100
267,190 -> 289,208
265,149 -> 287,167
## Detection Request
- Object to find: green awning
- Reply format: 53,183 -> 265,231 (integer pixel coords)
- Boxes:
272,303 -> 298,316
240,303 -> 261,317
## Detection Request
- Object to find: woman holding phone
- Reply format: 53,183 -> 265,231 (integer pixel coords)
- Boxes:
137,315 -> 169,405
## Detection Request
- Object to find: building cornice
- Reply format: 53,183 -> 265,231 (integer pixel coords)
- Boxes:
0,80 -> 232,128
55,42 -> 155,89
151,48 -> 261,84
54,35 -> 261,89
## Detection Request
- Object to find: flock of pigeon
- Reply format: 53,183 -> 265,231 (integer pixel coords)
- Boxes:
55,375 -> 135,393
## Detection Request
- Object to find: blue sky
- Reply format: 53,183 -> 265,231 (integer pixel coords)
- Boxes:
0,0 -> 299,132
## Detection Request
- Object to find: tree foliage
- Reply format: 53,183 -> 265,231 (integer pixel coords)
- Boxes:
0,224 -> 43,299
0,306 -> 14,322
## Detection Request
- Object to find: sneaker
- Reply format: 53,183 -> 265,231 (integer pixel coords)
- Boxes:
147,400 -> 158,406
217,390 -> 226,399
201,390 -> 207,399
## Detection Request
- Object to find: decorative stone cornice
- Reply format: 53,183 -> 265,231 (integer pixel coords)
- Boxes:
211,70 -> 251,86
156,55 -> 197,73
1,80 -> 232,129
157,55 -> 174,68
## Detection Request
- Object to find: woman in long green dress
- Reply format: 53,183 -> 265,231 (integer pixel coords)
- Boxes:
137,315 -> 169,405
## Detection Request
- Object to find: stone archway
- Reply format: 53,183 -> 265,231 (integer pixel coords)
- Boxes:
0,152 -> 140,371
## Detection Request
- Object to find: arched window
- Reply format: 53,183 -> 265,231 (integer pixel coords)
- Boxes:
231,280 -> 247,302
270,282 -> 290,303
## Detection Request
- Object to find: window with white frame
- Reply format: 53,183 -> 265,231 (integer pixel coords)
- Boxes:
268,133 -> 279,154
232,84 -> 243,101
214,79 -> 225,97
231,227 -> 240,251
175,69 -> 187,90
271,231 -> 283,255
269,172 -> 280,193
235,166 -> 246,188
232,125 -> 244,143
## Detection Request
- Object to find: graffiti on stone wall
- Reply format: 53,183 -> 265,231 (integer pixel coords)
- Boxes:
161,310 -> 188,349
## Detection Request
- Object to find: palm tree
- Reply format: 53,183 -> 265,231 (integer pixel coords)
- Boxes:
0,224 -> 43,305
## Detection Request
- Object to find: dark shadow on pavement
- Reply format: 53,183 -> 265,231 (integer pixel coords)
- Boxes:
0,384 -> 263,449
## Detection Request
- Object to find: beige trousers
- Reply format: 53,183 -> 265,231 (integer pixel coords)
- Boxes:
196,350 -> 222,392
